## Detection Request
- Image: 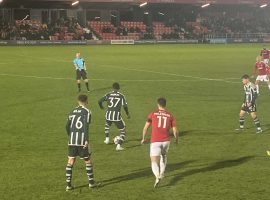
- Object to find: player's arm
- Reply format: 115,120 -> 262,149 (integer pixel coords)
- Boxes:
172,127 -> 179,144
65,116 -> 71,135
141,121 -> 151,144
83,60 -> 87,71
73,60 -> 79,70
83,111 -> 91,148
171,116 -> 179,144
98,95 -> 107,109
242,92 -> 246,107
123,105 -> 130,119
122,95 -> 130,118
250,86 -> 257,104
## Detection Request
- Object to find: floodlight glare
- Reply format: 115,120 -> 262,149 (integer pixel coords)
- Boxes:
72,1 -> 79,6
260,4 -> 267,8
201,3 -> 210,8
139,2 -> 148,8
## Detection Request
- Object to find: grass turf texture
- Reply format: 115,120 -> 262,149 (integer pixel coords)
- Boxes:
0,44 -> 270,200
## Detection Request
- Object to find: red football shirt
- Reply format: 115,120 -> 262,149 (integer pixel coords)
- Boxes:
261,49 -> 270,59
254,61 -> 269,75
147,109 -> 176,143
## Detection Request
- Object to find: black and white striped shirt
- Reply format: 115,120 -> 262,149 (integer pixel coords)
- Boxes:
243,82 -> 257,105
66,106 -> 91,146
98,91 -> 128,121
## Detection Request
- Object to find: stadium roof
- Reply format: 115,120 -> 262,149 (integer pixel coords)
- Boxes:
2,0 -> 270,8
3,0 -> 270,5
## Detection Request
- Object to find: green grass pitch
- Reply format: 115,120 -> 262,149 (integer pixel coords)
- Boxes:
0,44 -> 270,200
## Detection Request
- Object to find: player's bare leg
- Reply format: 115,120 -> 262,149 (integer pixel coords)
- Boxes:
250,112 -> 262,133
267,80 -> 270,90
66,157 -> 76,191
151,156 -> 161,188
159,154 -> 167,179
255,80 -> 260,94
77,80 -> 81,92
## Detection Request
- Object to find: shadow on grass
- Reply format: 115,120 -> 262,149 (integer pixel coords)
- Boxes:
165,156 -> 255,187
74,160 -> 195,190
101,160 -> 195,187
261,124 -> 270,133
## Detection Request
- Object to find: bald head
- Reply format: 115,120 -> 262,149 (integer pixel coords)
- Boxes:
76,53 -> 81,58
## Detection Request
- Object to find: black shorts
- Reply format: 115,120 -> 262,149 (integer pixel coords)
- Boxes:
76,69 -> 87,80
241,104 -> 257,113
68,146 -> 91,159
106,120 -> 125,129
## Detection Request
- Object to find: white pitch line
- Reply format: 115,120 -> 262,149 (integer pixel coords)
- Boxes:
0,73 -> 74,80
99,64 -> 239,84
224,77 -> 241,80
0,73 -> 200,82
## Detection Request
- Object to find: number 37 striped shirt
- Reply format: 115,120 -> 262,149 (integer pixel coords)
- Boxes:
98,91 -> 128,121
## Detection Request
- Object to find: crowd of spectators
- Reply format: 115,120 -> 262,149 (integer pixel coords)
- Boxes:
0,17 -> 93,40
2,10 -> 270,41
198,12 -> 270,39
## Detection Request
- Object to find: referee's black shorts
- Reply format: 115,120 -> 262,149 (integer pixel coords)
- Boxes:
76,69 -> 88,80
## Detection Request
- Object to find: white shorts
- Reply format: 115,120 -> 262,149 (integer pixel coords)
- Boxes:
264,59 -> 269,64
256,75 -> 269,82
150,141 -> 170,157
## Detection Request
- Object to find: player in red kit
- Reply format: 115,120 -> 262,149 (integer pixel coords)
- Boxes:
141,97 -> 178,188
260,47 -> 270,64
252,56 -> 270,94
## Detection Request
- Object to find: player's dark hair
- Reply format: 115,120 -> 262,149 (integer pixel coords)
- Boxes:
157,97 -> 166,108
112,82 -> 120,90
241,74 -> 249,80
78,94 -> 88,103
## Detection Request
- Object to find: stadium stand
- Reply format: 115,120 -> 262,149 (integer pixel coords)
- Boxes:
1,2 -> 270,41
88,21 -> 146,40
0,18 -> 93,40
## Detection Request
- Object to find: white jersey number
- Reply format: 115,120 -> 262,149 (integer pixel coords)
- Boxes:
157,116 -> 167,128
108,97 -> 121,108
70,115 -> 83,129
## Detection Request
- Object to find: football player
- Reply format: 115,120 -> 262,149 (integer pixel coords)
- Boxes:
251,56 -> 270,94
98,82 -> 130,151
141,97 -> 178,188
236,75 -> 262,134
